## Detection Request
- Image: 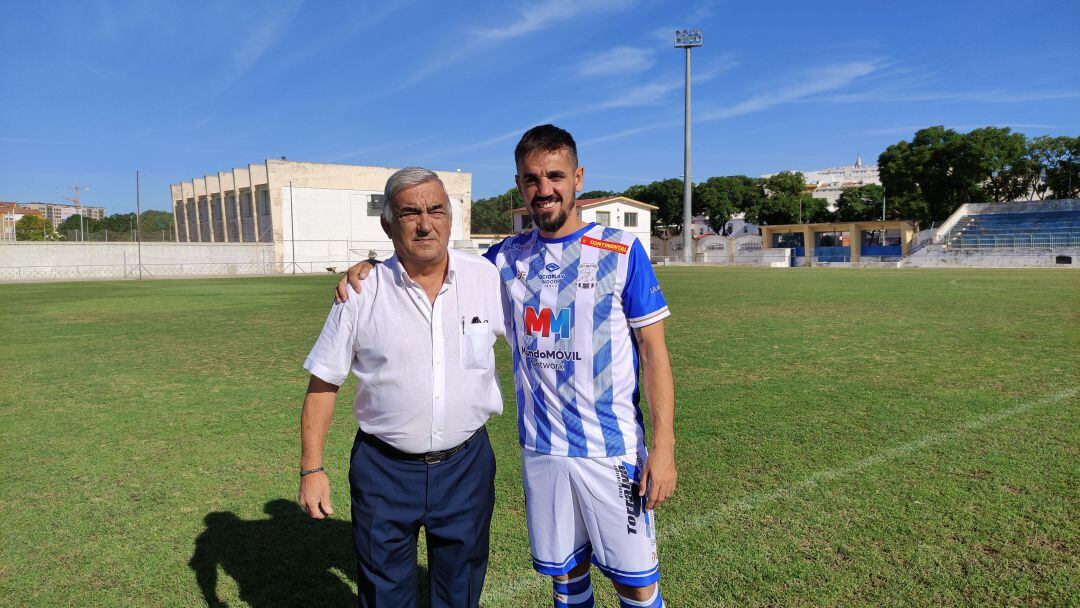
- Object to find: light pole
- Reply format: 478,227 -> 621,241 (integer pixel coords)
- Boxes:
675,29 -> 701,263
136,170 -> 144,279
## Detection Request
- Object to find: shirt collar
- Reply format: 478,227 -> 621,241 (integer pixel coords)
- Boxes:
386,249 -> 456,287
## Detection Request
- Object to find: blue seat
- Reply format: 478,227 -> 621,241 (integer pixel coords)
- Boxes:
947,209 -> 1080,250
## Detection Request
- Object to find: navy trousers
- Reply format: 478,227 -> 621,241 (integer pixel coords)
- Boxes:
349,427 -> 496,608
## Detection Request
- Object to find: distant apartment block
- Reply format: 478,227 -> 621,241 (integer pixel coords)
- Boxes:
22,202 -> 107,229
764,155 -> 881,209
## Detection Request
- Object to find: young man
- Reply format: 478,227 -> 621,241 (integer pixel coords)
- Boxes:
338,126 -> 676,608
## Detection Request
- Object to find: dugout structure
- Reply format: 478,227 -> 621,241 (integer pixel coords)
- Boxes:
761,220 -> 916,265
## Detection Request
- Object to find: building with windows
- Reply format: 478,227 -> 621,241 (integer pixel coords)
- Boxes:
22,202 -> 107,229
170,160 -> 472,270
511,196 -> 656,254
0,202 -> 45,241
763,155 -> 881,210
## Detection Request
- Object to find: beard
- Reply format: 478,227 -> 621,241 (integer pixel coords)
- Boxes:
530,198 -> 572,233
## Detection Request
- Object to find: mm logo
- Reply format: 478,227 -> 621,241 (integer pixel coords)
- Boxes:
524,306 -> 572,339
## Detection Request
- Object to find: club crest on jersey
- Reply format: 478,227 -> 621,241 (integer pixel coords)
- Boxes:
576,263 -> 598,289
524,305 -> 573,339
581,236 -> 629,254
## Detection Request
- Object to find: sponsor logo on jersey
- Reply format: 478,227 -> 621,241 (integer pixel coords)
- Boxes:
502,241 -> 525,253
524,305 -> 573,339
581,236 -> 629,254
576,263 -> 598,289
616,462 -> 642,535
538,262 -> 563,286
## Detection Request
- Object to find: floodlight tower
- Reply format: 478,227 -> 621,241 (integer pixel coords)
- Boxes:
675,29 -> 701,262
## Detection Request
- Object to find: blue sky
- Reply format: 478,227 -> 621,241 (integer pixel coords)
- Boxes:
1,0 -> 1078,214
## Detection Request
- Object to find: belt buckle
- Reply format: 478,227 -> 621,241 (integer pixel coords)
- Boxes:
423,452 -> 445,465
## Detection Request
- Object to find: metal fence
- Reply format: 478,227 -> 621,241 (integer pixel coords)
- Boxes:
946,232 -> 1080,251
0,261 -> 280,283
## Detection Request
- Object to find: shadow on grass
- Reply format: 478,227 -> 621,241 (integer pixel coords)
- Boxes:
190,499 -> 430,607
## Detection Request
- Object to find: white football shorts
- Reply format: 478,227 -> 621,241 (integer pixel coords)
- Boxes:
521,448 -> 660,587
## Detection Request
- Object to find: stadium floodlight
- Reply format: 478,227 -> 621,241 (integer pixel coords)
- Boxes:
674,29 -> 702,48
674,29 -> 701,262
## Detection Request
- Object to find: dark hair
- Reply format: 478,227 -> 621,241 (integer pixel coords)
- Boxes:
514,124 -> 578,169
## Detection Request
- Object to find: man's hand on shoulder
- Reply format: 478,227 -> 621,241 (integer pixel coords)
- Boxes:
334,260 -> 378,303
298,470 -> 334,519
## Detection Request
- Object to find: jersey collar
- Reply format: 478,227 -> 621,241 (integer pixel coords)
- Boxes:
537,222 -> 597,245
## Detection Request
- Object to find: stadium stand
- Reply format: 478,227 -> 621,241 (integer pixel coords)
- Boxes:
945,209 -> 1080,251
902,199 -> 1080,267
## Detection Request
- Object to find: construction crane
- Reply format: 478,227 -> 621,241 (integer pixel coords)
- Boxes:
61,185 -> 90,241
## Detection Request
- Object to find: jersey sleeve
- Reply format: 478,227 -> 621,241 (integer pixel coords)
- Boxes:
303,287 -> 360,386
481,238 -> 505,265
622,239 -> 670,329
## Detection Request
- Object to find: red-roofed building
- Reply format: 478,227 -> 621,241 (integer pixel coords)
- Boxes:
1,202 -> 45,241
512,196 -> 657,256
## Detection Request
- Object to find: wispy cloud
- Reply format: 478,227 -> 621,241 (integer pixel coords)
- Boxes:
582,60 -> 884,146
428,55 -> 740,157
474,0 -> 625,40
274,2 -> 408,74
323,135 -> 441,163
701,60 -> 882,120
594,56 -> 739,109
649,0 -> 722,42
231,1 -> 304,78
578,46 -> 656,77
388,0 -> 630,93
819,89 -> 1080,104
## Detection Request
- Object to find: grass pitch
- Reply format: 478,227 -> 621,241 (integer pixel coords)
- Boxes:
1,267 -> 1077,607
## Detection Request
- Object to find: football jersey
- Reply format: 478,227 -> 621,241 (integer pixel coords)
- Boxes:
484,222 -> 670,458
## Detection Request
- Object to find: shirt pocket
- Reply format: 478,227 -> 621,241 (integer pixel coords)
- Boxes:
460,322 -> 495,370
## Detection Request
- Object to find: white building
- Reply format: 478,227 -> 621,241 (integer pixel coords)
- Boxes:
170,160 -> 472,271
512,196 -> 657,255
764,155 -> 880,209
651,213 -> 761,262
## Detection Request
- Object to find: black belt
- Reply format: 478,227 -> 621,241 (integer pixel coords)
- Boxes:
359,428 -> 482,465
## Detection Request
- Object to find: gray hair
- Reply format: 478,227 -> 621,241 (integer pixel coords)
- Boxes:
382,167 -> 449,224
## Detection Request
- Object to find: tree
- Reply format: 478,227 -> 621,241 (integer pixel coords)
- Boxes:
834,184 -> 886,222
470,189 -> 517,233
960,126 -> 1029,203
140,210 -> 175,239
743,172 -> 829,225
629,179 -> 685,236
763,171 -> 806,198
1032,135 -> 1080,199
57,214 -> 103,235
879,126 -> 977,224
15,215 -> 59,241
578,190 -> 618,199
104,213 -> 138,238
693,176 -> 762,235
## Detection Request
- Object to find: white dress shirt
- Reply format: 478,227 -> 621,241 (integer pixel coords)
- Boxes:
304,249 -> 505,453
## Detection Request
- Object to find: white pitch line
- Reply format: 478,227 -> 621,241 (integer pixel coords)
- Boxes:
481,388 -> 1077,605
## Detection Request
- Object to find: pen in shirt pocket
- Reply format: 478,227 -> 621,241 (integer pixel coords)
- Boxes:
462,316 -> 488,332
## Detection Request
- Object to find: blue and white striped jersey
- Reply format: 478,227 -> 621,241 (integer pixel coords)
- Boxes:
484,222 -> 670,458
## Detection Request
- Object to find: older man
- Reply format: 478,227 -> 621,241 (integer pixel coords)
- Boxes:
338,125 -> 677,608
298,167 -> 505,607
